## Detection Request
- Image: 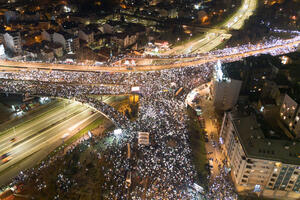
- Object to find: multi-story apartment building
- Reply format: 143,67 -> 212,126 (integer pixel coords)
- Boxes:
65,35 -> 80,54
212,60 -> 242,111
79,29 -> 94,44
111,33 -> 138,49
280,94 -> 300,138
220,110 -> 300,199
0,33 -> 3,45
52,32 -> 79,53
3,31 -> 22,55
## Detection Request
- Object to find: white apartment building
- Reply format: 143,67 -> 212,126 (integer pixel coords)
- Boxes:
220,111 -> 300,199
212,60 -> 242,111
52,32 -> 79,53
65,36 -> 80,53
3,32 -> 22,55
280,94 -> 300,138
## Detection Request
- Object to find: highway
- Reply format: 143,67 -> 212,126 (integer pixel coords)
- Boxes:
0,0 -> 289,197
0,0 -> 297,74
0,0 -> 262,73
0,100 -> 103,186
163,0 -> 257,55
0,36 -> 299,73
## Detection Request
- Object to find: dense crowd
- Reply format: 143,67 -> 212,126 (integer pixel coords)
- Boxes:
86,64 -> 213,199
1,33 -> 299,71
0,30 -> 299,199
210,35 -> 300,58
0,79 -> 130,128
109,35 -> 300,68
206,167 -> 238,200
0,63 -> 218,199
1,36 -> 298,198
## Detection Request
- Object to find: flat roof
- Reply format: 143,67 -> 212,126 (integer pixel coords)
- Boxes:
231,111 -> 300,165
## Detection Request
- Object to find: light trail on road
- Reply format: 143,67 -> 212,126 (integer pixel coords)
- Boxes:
0,100 -> 102,186
0,0 -> 298,198
162,0 -> 257,55
0,35 -> 299,73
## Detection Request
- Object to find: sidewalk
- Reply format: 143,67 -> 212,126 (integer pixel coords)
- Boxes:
193,83 -> 225,178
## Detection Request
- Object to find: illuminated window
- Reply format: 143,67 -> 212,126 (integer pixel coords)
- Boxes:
275,162 -> 282,167
254,184 -> 261,192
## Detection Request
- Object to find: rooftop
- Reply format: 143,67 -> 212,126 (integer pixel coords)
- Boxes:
231,110 -> 300,165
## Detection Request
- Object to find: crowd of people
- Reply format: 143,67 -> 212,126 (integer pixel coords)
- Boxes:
0,62 -> 219,199
109,35 -> 300,69
1,35 -> 298,197
210,35 -> 300,58
206,167 -> 238,200
0,27 -> 299,199
91,64 -> 213,199
1,31 -> 299,72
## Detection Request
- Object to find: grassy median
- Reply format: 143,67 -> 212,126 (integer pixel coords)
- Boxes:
48,117 -> 110,158
186,106 -> 208,187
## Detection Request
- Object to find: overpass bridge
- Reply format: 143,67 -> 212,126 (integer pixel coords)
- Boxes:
3,37 -> 295,198
0,79 -> 132,129
0,37 -> 299,73
0,0 -> 268,197
0,63 -> 213,198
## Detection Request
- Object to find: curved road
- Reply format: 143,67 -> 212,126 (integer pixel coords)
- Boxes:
0,37 -> 299,73
0,0 -> 261,73
0,96 -> 119,187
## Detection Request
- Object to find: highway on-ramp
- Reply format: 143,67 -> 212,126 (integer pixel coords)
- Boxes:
0,0 -> 260,73
163,0 -> 257,55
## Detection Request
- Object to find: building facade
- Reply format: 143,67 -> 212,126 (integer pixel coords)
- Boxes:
3,32 -> 22,55
280,94 -> 300,138
220,111 -> 300,199
52,32 -> 79,53
65,36 -> 79,53
212,60 -> 242,111
213,79 -> 242,111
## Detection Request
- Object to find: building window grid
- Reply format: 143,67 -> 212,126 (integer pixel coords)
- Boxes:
273,167 -> 288,190
292,175 -> 300,192
279,167 -> 294,191
228,135 -> 235,160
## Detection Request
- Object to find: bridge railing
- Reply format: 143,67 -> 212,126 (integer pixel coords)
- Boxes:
0,80 -> 132,128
